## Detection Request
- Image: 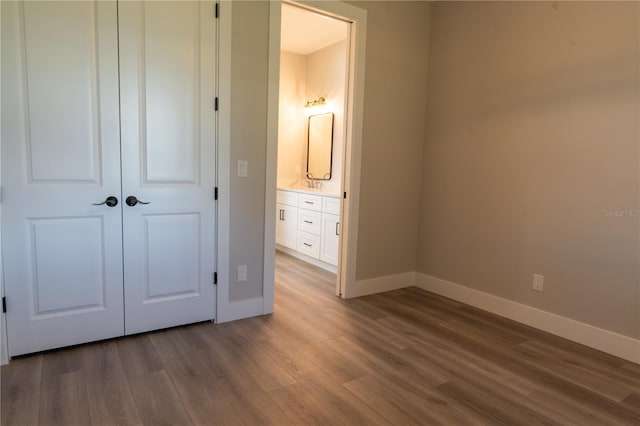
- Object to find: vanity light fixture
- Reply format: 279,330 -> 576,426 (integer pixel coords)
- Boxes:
304,97 -> 326,108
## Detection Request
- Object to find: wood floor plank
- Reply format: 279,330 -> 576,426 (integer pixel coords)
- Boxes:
516,341 -> 636,401
2,251 -> 639,425
116,334 -> 164,378
241,334 -> 319,381
326,335 -> 449,389
221,360 -> 295,425
297,368 -> 393,425
40,346 -> 84,381
80,341 -> 142,426
127,369 -> 194,426
343,375 -> 450,425
435,380 -> 561,425
521,339 -> 640,389
1,355 -> 42,426
527,390 -> 632,425
38,370 -> 91,426
158,351 -> 241,426
621,392 -> 640,415
269,381 -> 333,425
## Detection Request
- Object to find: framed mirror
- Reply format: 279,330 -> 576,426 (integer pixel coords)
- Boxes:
307,112 -> 334,180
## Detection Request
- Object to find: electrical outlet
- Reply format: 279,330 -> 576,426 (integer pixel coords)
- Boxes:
532,274 -> 544,292
237,265 -> 247,282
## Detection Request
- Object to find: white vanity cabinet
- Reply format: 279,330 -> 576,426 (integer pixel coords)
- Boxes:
296,193 -> 322,258
276,191 -> 299,250
320,196 -> 340,265
276,189 -> 340,270
320,213 -> 340,265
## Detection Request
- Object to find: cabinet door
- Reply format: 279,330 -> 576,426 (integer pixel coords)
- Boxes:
276,204 -> 298,250
320,213 -> 340,265
1,1 -> 124,356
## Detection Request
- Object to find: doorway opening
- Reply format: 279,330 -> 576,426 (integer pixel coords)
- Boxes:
275,2 -> 350,295
264,0 -> 366,311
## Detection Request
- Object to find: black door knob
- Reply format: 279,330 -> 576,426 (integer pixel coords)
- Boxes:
93,196 -> 118,207
126,196 -> 150,207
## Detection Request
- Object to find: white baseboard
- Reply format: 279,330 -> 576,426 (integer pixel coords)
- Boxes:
217,297 -> 266,323
345,271 -> 415,298
415,273 -> 640,364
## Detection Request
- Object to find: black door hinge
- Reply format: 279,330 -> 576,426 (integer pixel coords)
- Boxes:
215,97 -> 219,111
2,297 -> 6,313
215,2 -> 219,18
343,191 -> 347,199
214,272 -> 218,285
214,187 -> 218,200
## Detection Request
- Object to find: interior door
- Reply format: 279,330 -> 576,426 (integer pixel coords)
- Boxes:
1,1 -> 124,356
118,1 -> 217,334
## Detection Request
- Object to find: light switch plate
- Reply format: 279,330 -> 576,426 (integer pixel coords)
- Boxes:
237,160 -> 248,177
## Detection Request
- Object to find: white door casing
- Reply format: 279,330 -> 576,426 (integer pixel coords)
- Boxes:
118,0 -> 217,334
1,0 -> 217,356
1,1 -> 125,356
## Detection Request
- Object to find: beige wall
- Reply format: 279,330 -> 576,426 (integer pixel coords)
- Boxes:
277,51 -> 307,187
229,1 -> 270,302
418,1 -> 640,338
305,40 -> 348,193
345,1 -> 432,280
277,41 -> 348,193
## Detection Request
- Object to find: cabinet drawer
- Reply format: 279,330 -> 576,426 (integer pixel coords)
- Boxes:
298,209 -> 321,236
298,194 -> 322,211
297,231 -> 320,258
277,190 -> 299,207
322,197 -> 340,215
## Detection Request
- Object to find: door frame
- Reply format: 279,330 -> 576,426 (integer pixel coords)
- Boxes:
264,0 -> 367,306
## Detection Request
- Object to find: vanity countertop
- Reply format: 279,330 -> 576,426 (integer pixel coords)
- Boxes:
277,186 -> 341,198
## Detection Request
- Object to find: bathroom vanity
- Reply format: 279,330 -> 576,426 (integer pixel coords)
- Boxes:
276,187 -> 340,272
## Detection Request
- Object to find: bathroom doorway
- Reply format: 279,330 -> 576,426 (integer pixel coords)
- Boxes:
265,0 -> 366,302
264,0 -> 367,307
275,2 -> 349,290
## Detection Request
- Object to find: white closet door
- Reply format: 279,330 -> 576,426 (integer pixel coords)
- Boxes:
1,1 -> 124,356
118,1 -> 217,334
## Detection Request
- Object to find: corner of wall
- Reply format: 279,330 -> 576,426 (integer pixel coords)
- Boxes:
414,272 -> 640,364
345,271 -> 415,299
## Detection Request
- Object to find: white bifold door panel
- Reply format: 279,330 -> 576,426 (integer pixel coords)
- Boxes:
119,1 -> 216,334
1,1 -> 124,356
1,0 -> 216,356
